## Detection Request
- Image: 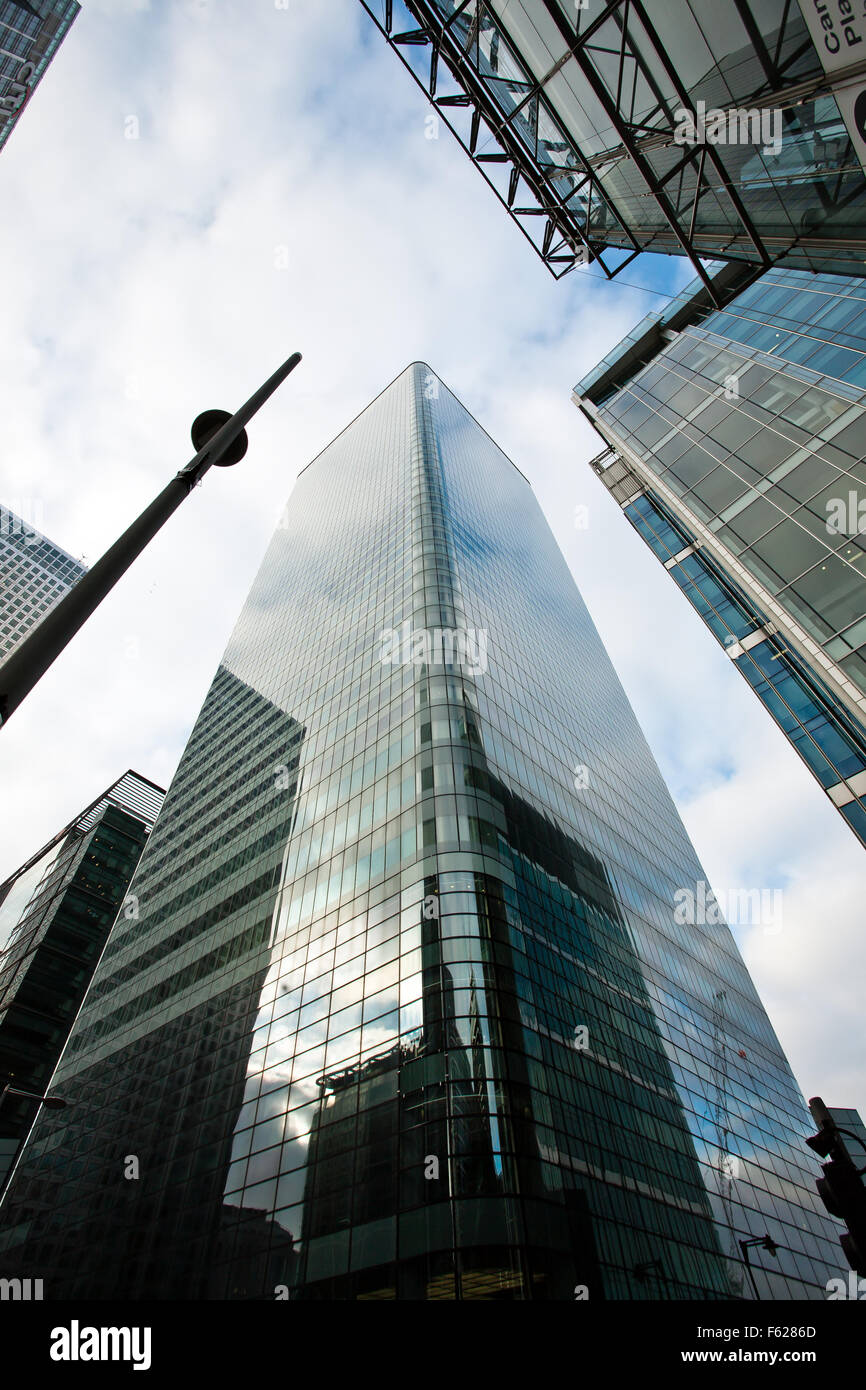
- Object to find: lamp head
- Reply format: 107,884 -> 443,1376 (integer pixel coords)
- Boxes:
190,409 -> 248,466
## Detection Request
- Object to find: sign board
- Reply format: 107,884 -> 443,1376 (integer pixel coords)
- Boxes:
796,0 -> 866,176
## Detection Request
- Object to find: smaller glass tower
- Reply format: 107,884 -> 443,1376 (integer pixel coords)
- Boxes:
0,771 -> 165,1190
574,265 -> 866,845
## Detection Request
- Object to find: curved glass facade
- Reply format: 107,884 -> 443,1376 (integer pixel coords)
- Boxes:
0,364 -> 844,1299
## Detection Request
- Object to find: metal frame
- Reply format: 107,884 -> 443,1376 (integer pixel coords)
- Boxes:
360,0 -> 641,282
359,0 -> 866,295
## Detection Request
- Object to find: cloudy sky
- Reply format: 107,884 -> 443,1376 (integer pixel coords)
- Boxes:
0,0 -> 862,1116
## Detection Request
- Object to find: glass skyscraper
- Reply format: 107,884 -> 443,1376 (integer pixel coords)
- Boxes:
574,266 -> 866,846
0,365 -> 845,1299
0,1 -> 80,153
0,503 -> 86,662
0,771 -> 165,1192
360,1 -> 866,290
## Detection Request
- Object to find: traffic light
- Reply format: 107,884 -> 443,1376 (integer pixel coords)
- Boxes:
807,1097 -> 866,1277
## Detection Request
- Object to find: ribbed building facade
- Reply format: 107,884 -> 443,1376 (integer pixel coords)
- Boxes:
0,503 -> 85,662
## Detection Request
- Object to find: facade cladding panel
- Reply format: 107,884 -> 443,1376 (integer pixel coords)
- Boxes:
575,267 -> 866,844
0,1 -> 80,153
0,365 -> 844,1299
360,0 -> 866,281
0,504 -> 86,660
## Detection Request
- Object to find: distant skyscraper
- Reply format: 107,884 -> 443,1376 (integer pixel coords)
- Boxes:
0,504 -> 86,661
574,265 -> 866,845
0,1 -> 80,153
0,771 -> 165,1191
0,365 -> 845,1299
361,1 -> 866,291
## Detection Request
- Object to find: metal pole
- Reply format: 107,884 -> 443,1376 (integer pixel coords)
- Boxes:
740,1241 -> 761,1301
739,1236 -> 776,1299
0,351 -> 301,726
0,1083 -> 67,1112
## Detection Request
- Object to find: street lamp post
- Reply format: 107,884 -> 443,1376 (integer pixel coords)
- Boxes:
0,351 -> 302,726
739,1235 -> 779,1300
0,1083 -> 67,1113
0,1083 -> 68,1200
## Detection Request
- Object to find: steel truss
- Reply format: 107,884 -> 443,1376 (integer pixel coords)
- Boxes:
359,0 -> 866,302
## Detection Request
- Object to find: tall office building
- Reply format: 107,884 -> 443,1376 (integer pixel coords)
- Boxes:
574,265 -> 866,845
0,771 -> 165,1191
0,365 -> 845,1299
0,504 -> 86,661
360,1 -> 866,292
0,1 -> 80,153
